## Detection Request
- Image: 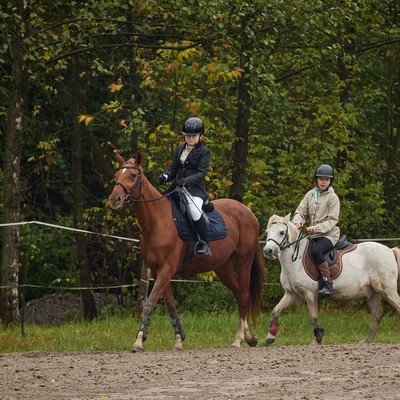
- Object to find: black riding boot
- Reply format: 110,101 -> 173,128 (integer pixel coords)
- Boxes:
194,216 -> 211,257
132,241 -> 141,254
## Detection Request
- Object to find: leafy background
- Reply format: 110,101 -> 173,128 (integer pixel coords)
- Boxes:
1,0 -> 399,316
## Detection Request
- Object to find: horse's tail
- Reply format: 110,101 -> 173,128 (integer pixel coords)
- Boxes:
248,244 -> 266,328
392,247 -> 400,294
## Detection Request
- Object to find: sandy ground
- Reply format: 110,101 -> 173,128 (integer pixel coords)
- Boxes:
1,343 -> 400,400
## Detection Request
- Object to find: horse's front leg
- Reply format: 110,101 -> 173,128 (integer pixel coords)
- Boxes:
132,274 -> 170,353
303,291 -> 323,345
264,291 -> 299,346
163,284 -> 186,351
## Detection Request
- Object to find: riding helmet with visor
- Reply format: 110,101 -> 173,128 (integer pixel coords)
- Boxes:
182,117 -> 204,136
314,164 -> 334,186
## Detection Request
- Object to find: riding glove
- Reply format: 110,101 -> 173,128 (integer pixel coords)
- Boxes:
157,173 -> 168,186
176,179 -> 186,188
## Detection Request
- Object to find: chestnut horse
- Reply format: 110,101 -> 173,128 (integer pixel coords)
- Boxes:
108,151 -> 265,352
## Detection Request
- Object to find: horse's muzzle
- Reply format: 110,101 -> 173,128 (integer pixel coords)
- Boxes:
263,245 -> 279,260
109,194 -> 124,210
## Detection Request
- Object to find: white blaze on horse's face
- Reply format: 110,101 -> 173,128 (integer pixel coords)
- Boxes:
109,168 -> 131,210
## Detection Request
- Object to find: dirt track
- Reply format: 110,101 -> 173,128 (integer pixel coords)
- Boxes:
1,343 -> 400,399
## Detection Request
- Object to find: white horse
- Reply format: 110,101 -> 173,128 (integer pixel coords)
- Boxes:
262,213 -> 400,345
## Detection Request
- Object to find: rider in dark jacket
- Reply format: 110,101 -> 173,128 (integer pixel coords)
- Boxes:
157,117 -> 211,257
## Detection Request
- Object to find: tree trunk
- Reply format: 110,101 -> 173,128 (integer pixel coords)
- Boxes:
383,49 -> 400,228
71,54 -> 96,320
229,42 -> 251,202
0,0 -> 29,326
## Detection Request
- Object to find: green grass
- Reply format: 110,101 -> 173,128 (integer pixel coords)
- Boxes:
1,303 -> 399,353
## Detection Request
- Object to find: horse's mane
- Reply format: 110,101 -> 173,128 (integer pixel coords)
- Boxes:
125,158 -> 136,165
267,214 -> 298,242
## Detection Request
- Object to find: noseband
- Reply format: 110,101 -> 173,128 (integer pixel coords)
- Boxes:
266,222 -> 290,250
115,165 -> 142,203
266,223 -> 311,261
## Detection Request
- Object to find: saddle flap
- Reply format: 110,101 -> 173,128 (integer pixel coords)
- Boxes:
170,198 -> 227,242
303,240 -> 357,281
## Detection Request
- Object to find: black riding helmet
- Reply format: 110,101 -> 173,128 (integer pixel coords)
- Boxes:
314,164 -> 334,186
182,117 -> 204,135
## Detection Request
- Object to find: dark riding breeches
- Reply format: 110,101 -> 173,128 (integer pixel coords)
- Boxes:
309,237 -> 333,265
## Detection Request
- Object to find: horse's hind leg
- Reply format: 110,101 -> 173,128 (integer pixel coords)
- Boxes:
362,292 -> 383,343
163,284 -> 185,351
215,261 -> 254,348
265,291 -> 299,346
365,286 -> 400,344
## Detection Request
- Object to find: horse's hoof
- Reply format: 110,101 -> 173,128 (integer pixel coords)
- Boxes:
247,335 -> 258,347
264,338 -> 275,347
173,347 -> 183,351
131,345 -> 144,353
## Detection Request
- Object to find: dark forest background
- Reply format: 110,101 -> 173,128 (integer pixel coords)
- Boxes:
1,0 -> 399,324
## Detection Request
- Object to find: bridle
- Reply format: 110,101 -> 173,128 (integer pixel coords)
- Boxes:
114,164 -> 178,204
266,222 -> 311,261
266,222 -> 290,251
114,165 -> 143,204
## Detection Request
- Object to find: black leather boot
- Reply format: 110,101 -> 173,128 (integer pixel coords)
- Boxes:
319,280 -> 334,296
194,216 -> 211,257
132,241 -> 141,254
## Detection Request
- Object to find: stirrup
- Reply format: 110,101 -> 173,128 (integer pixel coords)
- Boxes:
132,245 -> 141,254
195,241 -> 211,257
318,286 -> 333,295
318,281 -> 334,300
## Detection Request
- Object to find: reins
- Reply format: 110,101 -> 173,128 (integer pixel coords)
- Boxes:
115,165 -> 180,204
290,231 -> 311,262
266,222 -> 311,262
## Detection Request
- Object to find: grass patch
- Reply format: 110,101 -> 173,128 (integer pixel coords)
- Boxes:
1,303 -> 399,353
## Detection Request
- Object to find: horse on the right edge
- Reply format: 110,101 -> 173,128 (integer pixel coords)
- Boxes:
263,213 -> 400,345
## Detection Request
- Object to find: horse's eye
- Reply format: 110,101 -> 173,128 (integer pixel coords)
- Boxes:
130,174 -> 137,181
280,230 -> 285,236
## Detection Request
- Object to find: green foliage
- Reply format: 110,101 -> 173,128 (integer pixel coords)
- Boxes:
1,0 -> 400,311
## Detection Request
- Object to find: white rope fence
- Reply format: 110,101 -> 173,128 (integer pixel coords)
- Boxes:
1,220 -> 398,291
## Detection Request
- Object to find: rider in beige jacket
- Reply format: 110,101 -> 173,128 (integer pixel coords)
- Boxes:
292,164 -> 340,297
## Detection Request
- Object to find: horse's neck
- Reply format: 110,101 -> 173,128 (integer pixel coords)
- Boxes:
280,234 -> 306,269
134,182 -> 172,237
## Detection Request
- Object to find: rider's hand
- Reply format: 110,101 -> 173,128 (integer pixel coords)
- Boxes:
176,179 -> 186,188
306,226 -> 315,234
156,174 -> 168,186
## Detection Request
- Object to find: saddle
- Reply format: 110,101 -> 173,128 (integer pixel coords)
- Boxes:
302,235 -> 357,281
171,197 -> 228,242
169,193 -> 228,274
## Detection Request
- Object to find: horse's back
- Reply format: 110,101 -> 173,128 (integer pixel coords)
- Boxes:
213,198 -> 259,226
355,241 -> 397,262
213,199 -> 260,243
341,241 -> 399,284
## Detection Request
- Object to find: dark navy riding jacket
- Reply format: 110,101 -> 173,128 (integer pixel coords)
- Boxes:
165,141 -> 210,201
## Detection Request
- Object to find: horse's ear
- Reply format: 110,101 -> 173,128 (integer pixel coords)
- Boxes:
116,152 -> 125,166
283,213 -> 291,223
135,150 -> 142,167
